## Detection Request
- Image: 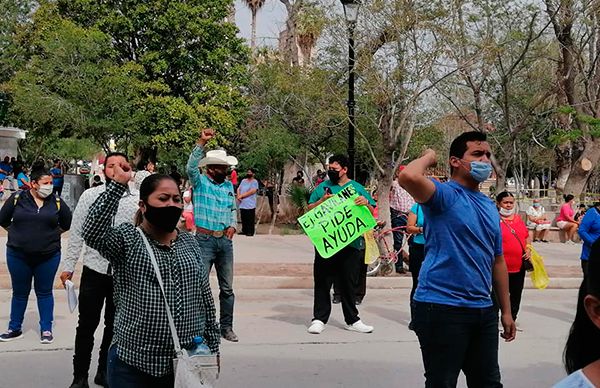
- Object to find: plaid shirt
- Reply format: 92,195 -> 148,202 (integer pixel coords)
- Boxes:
63,184 -> 139,274
82,181 -> 220,377
390,181 -> 415,213
186,144 -> 237,231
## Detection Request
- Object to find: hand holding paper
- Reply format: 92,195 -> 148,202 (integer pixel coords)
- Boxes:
65,280 -> 78,313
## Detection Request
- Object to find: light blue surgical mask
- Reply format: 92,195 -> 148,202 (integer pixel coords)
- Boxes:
468,161 -> 493,182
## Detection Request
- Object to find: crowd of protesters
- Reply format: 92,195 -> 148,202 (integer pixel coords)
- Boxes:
0,130 -> 598,388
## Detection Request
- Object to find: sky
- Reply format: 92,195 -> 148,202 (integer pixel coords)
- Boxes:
234,0 -> 287,46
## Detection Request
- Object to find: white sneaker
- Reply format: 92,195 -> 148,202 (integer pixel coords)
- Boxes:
346,320 -> 374,333
307,320 -> 326,334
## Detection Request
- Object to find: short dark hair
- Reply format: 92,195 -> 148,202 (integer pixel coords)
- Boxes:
105,152 -> 128,167
449,131 -> 488,160
329,154 -> 350,169
30,168 -> 51,182
248,168 -> 256,174
495,191 -> 514,203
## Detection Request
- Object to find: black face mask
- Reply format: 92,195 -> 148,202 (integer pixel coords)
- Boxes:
210,170 -> 227,184
143,203 -> 183,232
328,170 -> 341,184
246,174 -> 254,179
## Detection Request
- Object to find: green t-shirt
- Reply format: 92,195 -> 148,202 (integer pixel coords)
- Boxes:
309,179 -> 376,250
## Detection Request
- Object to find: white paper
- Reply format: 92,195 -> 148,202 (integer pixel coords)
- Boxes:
65,280 -> 78,313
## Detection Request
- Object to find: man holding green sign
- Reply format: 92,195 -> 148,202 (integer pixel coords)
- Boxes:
302,155 -> 376,335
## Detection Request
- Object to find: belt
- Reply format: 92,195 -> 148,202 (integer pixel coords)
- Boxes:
196,227 -> 225,238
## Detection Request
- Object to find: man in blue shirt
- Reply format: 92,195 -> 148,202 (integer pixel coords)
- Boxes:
187,128 -> 239,342
399,131 -> 516,387
306,154 -> 376,335
237,168 -> 259,236
578,202 -> 600,279
50,159 -> 64,196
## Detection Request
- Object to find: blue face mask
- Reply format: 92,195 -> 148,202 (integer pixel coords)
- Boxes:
468,161 -> 493,182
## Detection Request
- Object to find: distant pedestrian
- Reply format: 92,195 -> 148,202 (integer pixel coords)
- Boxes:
406,202 -> 425,327
555,244 -> 600,387
497,191 -> 532,323
50,159 -> 65,196
390,166 -> 415,273
181,189 -> 196,233
169,165 -> 183,188
526,199 -> 551,242
307,154 -> 376,335
82,169 -> 219,388
0,168 -> 72,344
578,202 -> 600,279
575,204 -> 588,222
15,165 -> 30,190
237,168 -> 259,236
187,128 -> 240,343
133,160 -> 155,191
557,194 -> 579,244
292,171 -> 305,187
399,132 -> 516,387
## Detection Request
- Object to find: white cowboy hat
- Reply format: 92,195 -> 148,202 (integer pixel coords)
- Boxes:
198,149 -> 238,167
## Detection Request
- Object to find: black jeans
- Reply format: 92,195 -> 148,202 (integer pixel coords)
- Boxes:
333,261 -> 367,300
413,302 -> 502,388
73,266 -> 115,378
391,208 -> 407,271
508,267 -> 526,321
53,185 -> 63,197
313,246 -> 362,325
240,208 -> 256,236
582,260 -> 589,279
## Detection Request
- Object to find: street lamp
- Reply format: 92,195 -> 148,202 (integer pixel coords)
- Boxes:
341,0 -> 360,179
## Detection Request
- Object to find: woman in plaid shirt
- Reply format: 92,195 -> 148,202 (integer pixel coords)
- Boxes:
82,164 -> 219,387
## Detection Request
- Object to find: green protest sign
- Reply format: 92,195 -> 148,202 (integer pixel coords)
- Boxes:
298,185 -> 377,258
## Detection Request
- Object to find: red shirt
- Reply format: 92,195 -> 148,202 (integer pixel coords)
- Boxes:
230,170 -> 238,186
556,203 -> 574,222
500,215 -> 528,273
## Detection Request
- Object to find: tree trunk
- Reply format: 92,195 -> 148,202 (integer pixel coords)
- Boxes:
251,10 -> 257,50
563,140 -> 600,196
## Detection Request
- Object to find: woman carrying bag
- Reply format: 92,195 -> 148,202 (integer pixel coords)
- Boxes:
497,191 -> 532,324
82,163 -> 219,387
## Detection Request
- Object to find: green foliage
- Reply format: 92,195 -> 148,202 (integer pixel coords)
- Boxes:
286,184 -> 310,213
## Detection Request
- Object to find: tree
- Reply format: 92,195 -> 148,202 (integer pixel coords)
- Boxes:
243,0 -> 266,50
56,0 -> 250,159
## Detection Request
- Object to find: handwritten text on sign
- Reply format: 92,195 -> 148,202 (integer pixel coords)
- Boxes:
298,185 -> 377,258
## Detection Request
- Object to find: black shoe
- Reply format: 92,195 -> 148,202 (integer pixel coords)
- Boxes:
332,295 -> 341,304
69,376 -> 89,388
94,369 -> 107,387
355,297 -> 363,306
221,328 -> 239,342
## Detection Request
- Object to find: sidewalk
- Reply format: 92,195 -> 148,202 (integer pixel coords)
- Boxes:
0,234 -> 586,289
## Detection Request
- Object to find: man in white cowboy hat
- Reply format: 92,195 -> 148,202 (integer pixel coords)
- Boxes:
187,128 -> 240,342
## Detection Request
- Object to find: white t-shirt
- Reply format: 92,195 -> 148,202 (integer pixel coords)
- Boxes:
183,190 -> 194,212
526,206 -> 546,226
553,369 -> 595,388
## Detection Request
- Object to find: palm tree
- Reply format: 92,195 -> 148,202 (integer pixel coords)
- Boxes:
296,3 -> 325,66
244,0 -> 266,50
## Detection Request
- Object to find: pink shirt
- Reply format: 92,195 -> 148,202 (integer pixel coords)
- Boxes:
557,203 -> 575,222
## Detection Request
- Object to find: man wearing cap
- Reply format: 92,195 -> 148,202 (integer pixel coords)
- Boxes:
187,128 -> 240,342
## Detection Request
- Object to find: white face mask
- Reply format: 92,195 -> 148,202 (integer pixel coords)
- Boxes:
499,207 -> 514,217
37,184 -> 53,198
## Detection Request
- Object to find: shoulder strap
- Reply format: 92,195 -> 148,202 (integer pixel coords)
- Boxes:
136,227 -> 183,355
501,218 -> 526,254
54,194 -> 61,211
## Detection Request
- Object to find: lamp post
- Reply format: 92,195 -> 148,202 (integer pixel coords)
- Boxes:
341,0 -> 360,179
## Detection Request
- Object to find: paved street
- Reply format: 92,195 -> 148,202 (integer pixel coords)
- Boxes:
0,288 -> 580,388
0,235 -> 587,387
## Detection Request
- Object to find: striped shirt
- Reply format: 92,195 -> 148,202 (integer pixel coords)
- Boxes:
82,181 -> 220,377
186,144 -> 237,231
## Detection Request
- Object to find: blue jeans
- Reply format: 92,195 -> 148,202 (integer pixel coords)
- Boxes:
412,302 -> 502,388
107,344 -> 174,388
6,248 -> 61,332
196,234 -> 234,329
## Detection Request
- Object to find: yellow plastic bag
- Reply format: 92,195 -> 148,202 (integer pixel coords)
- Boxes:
364,230 -> 379,264
528,244 -> 549,289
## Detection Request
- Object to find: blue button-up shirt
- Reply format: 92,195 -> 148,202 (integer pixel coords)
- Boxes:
186,144 -> 237,231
